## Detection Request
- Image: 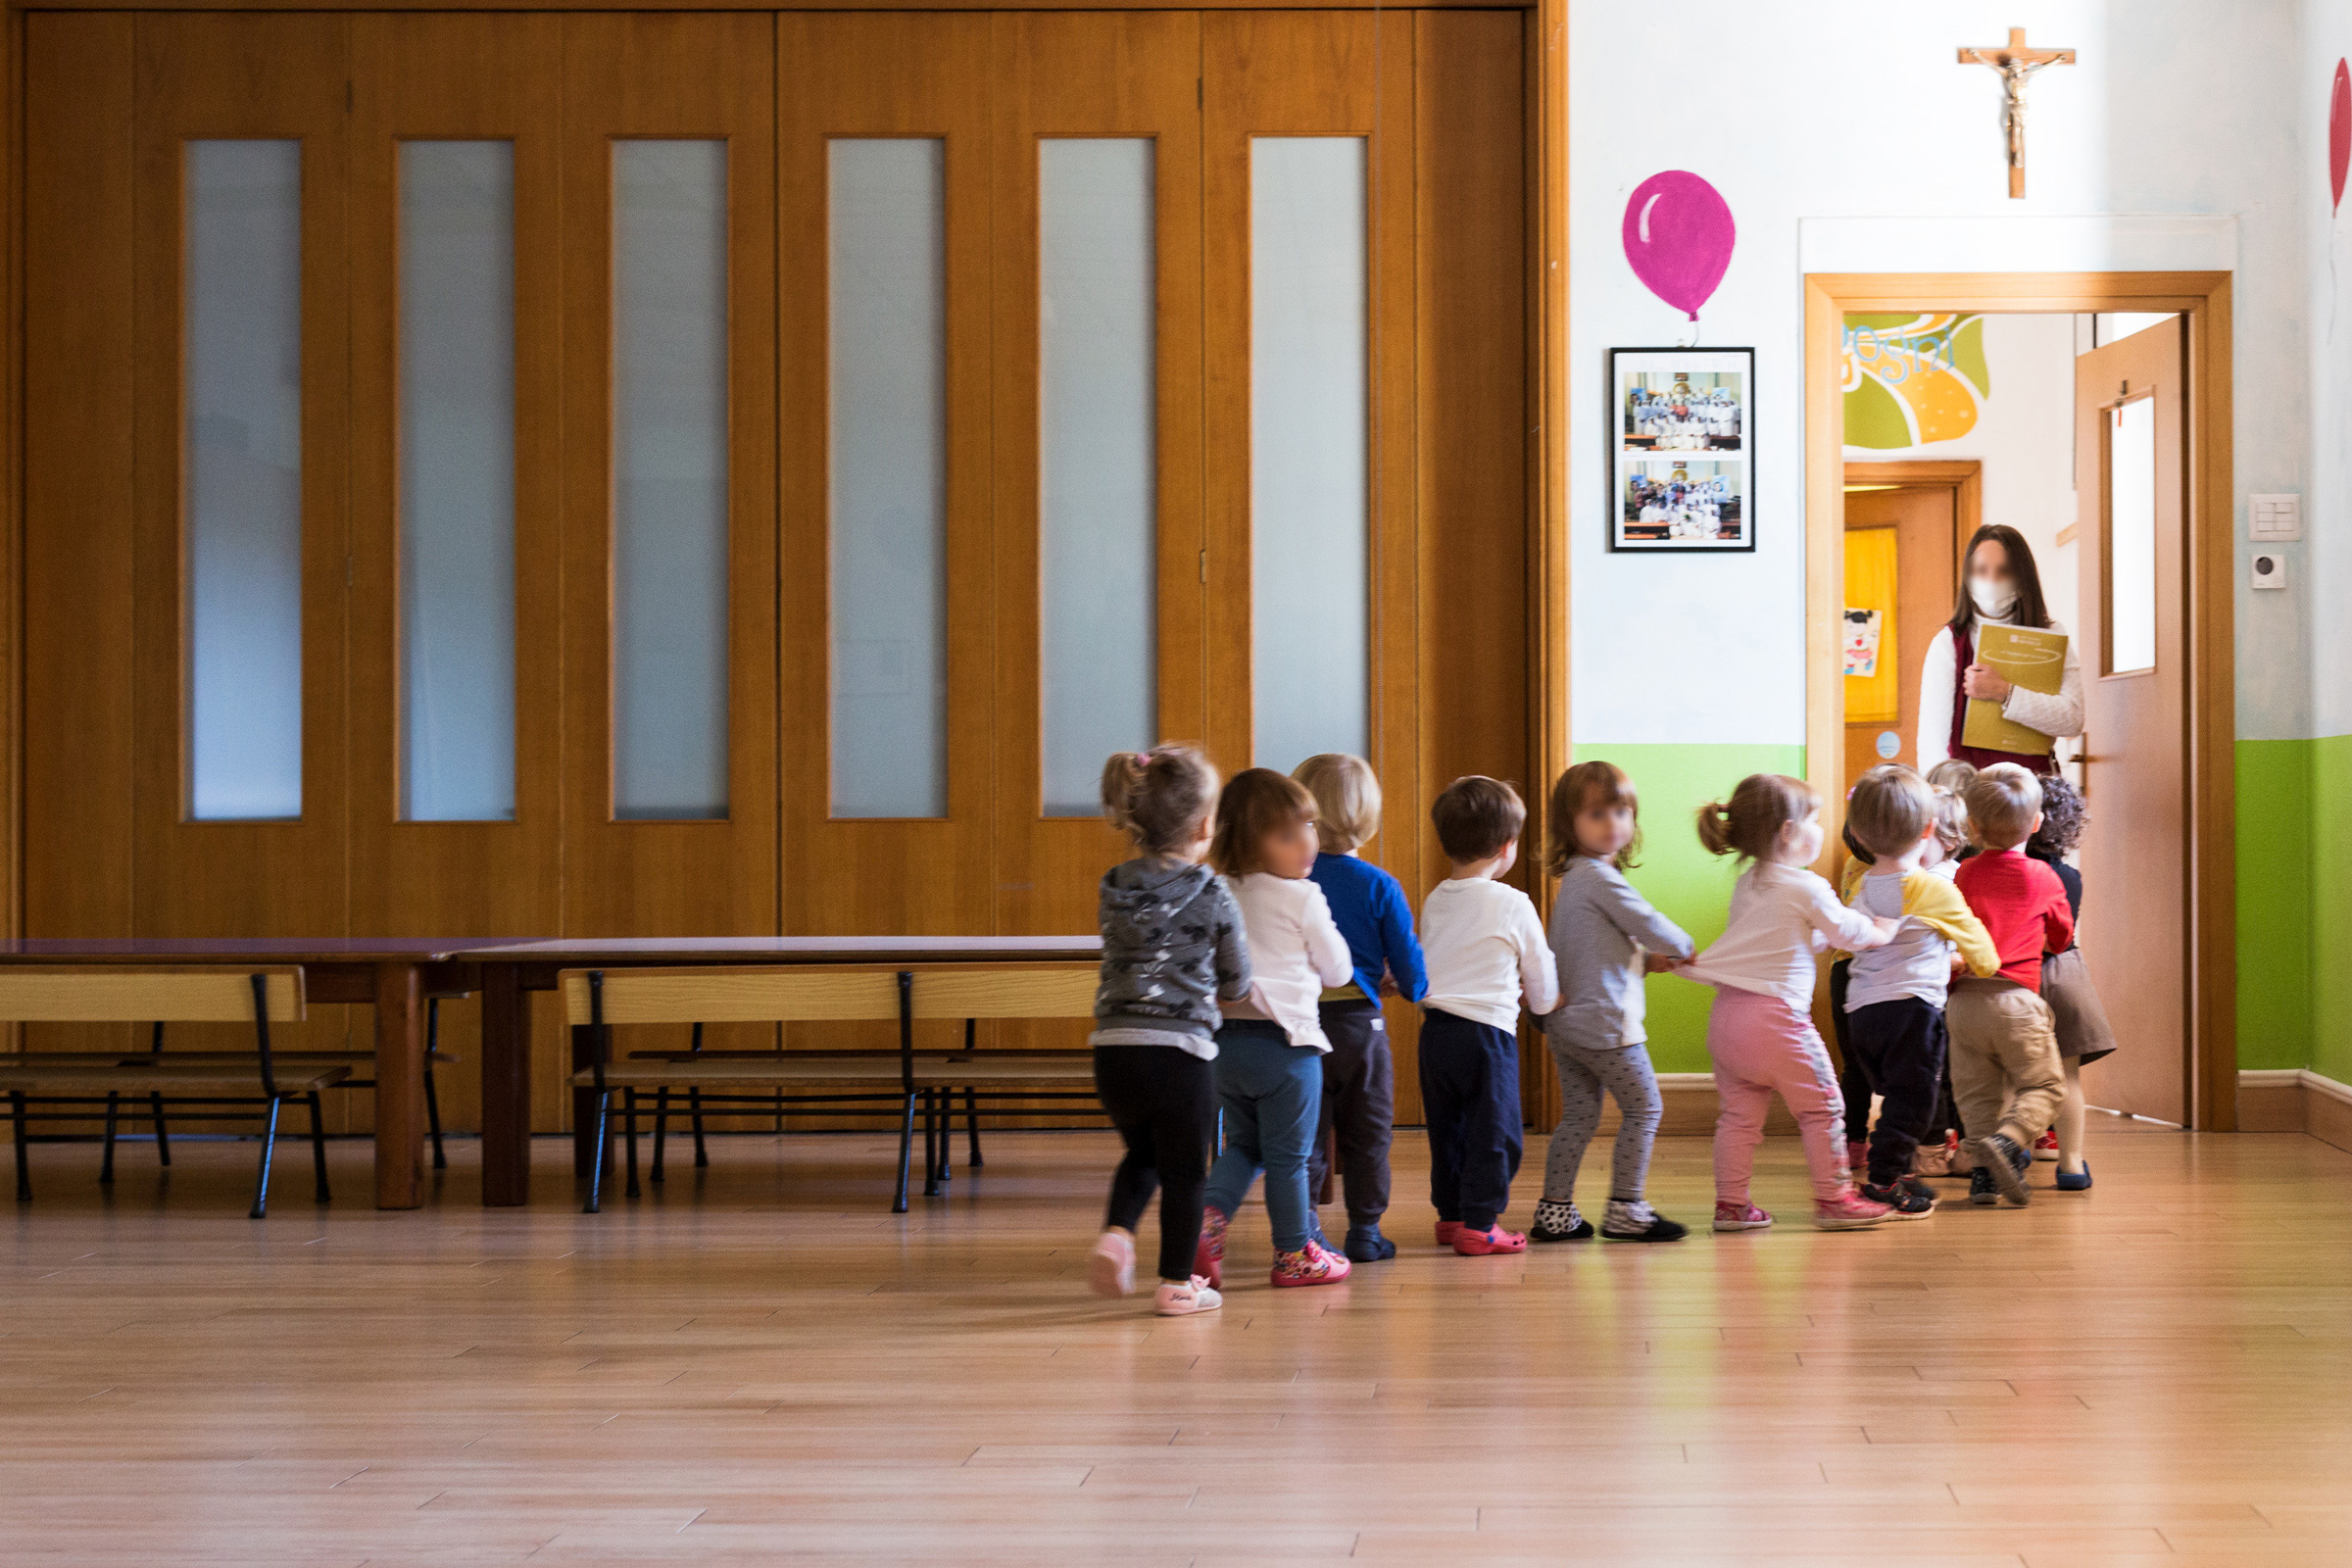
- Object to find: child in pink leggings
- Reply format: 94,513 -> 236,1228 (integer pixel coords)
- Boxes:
1678,774 -> 1902,1232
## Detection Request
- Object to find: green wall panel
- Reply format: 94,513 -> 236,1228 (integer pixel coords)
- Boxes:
2236,738 -> 2314,1072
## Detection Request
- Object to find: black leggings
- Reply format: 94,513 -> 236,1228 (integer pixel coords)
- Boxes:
1094,1045 -> 1217,1283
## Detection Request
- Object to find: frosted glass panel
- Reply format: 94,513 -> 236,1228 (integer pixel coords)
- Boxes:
186,140 -> 304,822
2107,395 -> 2157,675
1250,137 -> 1367,773
1040,139 -> 1155,817
400,141 -> 515,822
612,140 -> 730,820
829,139 -> 948,818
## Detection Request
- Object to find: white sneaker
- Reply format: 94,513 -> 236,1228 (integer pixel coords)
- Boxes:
1089,1230 -> 1136,1298
1154,1275 -> 1223,1316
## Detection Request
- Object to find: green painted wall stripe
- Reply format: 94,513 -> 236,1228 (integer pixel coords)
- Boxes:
2236,738 -> 2314,1071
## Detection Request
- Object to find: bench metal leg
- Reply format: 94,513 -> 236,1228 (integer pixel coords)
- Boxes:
893,1092 -> 914,1214
151,1094 -> 171,1167
690,1087 -> 709,1168
965,1087 -> 983,1169
622,1089 -> 642,1200
307,1092 -> 330,1203
10,1092 -> 28,1202
423,1063 -> 446,1172
584,1091 -> 612,1214
651,1088 -> 669,1184
99,1093 -> 120,1186
249,1097 -> 283,1219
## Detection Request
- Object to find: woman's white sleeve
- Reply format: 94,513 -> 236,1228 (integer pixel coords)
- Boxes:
1916,626 -> 1957,768
2000,619 -> 2085,741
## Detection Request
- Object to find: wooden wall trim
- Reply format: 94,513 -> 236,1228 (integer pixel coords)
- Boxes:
1806,270 -> 2237,1131
1,5 -> 19,953
10,0 -> 1533,10
1530,0 -> 1566,809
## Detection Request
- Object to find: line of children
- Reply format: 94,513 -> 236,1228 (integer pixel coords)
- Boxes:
1084,746 -> 2098,1313
2026,774 -> 2115,1191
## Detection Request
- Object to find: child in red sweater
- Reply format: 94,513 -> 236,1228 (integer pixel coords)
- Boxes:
1948,763 -> 2075,1206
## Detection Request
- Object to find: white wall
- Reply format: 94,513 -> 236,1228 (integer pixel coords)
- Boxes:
2306,2 -> 2352,735
1571,0 -> 2312,747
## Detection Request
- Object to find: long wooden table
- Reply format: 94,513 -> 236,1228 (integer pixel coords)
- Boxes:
452,937 -> 1102,1206
0,938 -> 523,1209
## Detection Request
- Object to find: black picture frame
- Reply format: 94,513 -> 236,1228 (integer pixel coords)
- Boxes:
1605,346 -> 1756,554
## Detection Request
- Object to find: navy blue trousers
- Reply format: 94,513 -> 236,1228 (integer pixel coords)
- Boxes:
1417,1006 -> 1523,1231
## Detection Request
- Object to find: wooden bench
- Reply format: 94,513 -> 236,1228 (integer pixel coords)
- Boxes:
563,964 -> 1100,1214
0,968 -> 340,1217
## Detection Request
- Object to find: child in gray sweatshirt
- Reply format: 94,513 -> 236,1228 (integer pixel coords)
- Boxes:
1531,761 -> 1695,1244
1086,747 -> 1250,1318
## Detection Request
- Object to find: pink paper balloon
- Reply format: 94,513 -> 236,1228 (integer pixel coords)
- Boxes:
1622,171 -> 1736,321
2331,60 -> 2349,214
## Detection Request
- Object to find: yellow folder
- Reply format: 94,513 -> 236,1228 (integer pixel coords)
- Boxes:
1960,623 -> 2067,757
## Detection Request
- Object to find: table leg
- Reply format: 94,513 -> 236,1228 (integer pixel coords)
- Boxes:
478,962 -> 530,1207
372,961 -> 426,1210
571,1025 -> 601,1178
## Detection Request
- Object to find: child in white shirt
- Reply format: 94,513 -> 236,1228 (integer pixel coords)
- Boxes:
1678,774 -> 1900,1233
1418,777 -> 1560,1256
1196,769 -> 1356,1291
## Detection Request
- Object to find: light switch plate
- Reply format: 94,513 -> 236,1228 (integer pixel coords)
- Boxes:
2250,493 -> 2302,541
2251,552 -> 2288,591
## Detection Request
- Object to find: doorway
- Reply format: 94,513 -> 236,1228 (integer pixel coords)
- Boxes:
1804,274 -> 2236,1130
1840,461 -> 1976,783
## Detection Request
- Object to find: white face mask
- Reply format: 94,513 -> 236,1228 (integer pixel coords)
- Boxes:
1970,577 -> 2018,619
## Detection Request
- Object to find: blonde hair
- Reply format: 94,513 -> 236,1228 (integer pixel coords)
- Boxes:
1431,776 -> 1527,863
1293,754 -> 1382,854
1100,746 -> 1219,858
1696,773 -> 1820,863
1963,762 -> 2043,851
1844,764 -> 1936,860
1924,759 -> 1979,795
1209,768 -> 1317,876
1545,760 -> 1642,874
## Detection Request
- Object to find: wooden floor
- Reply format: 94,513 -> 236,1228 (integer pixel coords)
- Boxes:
4,1121 -> 2351,1565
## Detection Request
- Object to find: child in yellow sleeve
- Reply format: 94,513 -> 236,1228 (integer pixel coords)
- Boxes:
1839,765 -> 1996,1214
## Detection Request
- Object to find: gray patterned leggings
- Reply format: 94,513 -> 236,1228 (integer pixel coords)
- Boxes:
1541,1035 -> 1662,1206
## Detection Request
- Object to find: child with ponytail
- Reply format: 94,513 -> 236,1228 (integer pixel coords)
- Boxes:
1678,775 -> 1902,1232
1087,746 -> 1250,1315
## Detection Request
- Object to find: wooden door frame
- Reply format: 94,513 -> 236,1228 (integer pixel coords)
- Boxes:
1803,271 -> 2235,1130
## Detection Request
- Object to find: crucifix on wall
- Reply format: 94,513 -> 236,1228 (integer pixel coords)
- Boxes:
1957,27 -> 2076,198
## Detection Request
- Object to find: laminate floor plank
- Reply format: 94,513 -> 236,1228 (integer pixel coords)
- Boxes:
2,1123 -> 2349,1563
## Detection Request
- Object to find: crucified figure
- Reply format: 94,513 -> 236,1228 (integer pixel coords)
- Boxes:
1957,28 -> 2076,198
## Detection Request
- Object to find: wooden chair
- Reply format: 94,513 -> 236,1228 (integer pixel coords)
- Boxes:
0,968 -> 341,1217
906,967 -> 1102,1185
563,967 -> 921,1213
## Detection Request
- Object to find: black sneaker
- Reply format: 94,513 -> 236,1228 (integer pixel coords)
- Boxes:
1343,1225 -> 1397,1262
1968,1166 -> 1999,1206
1966,1133 -> 2033,1205
1529,1200 -> 1594,1242
1858,1179 -> 1935,1219
1601,1213 -> 1690,1242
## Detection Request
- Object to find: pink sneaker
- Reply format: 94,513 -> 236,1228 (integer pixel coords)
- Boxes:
1271,1238 -> 1352,1288
1088,1230 -> 1135,1298
1712,1200 -> 1773,1232
1153,1275 -> 1223,1316
1452,1224 -> 1528,1255
1813,1188 -> 1894,1230
2033,1129 -> 2061,1162
1434,1219 -> 1463,1248
1193,1207 -> 1229,1290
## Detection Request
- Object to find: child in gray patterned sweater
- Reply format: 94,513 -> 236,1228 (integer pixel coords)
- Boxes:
1086,746 -> 1251,1317
1530,760 -> 1696,1244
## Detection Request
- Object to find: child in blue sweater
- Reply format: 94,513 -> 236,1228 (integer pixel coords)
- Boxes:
1293,755 -> 1427,1262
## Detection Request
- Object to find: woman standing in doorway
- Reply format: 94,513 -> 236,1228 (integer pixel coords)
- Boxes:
1916,525 -> 2083,774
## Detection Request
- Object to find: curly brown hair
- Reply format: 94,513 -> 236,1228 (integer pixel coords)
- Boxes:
2028,771 -> 2087,858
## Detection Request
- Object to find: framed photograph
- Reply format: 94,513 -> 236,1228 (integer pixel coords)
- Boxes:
1606,347 -> 1755,553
